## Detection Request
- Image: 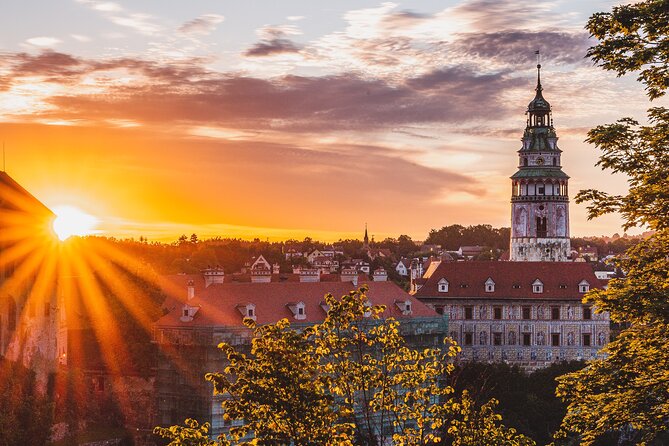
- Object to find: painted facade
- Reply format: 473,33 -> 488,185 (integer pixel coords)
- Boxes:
510,64 -> 571,262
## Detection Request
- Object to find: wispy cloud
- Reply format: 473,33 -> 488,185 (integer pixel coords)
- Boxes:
75,0 -> 163,35
178,13 -> 225,36
25,37 -> 62,47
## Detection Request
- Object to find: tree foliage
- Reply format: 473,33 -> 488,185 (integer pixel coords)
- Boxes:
586,0 -> 669,100
557,1 -> 669,443
155,287 -> 533,446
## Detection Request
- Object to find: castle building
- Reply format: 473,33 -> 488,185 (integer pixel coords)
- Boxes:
0,172 -> 62,383
413,64 -> 610,369
153,271 -> 447,436
511,64 -> 570,261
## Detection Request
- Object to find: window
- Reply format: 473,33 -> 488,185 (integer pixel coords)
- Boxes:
559,284 -> 567,289
583,333 -> 591,346
96,376 -> 105,392
248,308 -> 254,317
579,280 -> 590,293
460,283 -> 469,288
405,302 -> 412,313
551,306 -> 560,320
297,307 -> 304,315
493,307 -> 502,320
538,185 -> 545,195
493,333 -> 502,346
523,158 -> 528,166
485,278 -> 495,292
464,306 -> 473,320
551,333 -> 560,347
553,157 -> 557,166
512,284 -> 521,289
536,216 -> 547,237
183,308 -> 189,317
435,306 -> 444,315
464,332 -> 473,345
583,306 -> 592,320
438,278 -> 449,293
522,306 -> 531,320
523,333 -> 531,346
532,279 -> 543,293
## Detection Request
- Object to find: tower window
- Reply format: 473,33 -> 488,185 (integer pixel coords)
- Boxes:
553,157 -> 557,166
536,216 -> 547,237
523,158 -> 528,166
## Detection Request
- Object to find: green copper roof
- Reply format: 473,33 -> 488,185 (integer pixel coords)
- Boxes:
511,168 -> 569,179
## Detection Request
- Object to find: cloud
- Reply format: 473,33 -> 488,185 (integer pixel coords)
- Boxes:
449,0 -> 565,32
245,39 -> 301,57
244,25 -> 303,57
178,14 -> 225,36
450,31 -> 590,66
25,37 -> 62,47
76,0 -> 162,35
380,10 -> 432,28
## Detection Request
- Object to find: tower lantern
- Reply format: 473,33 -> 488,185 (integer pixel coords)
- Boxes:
510,63 -> 571,261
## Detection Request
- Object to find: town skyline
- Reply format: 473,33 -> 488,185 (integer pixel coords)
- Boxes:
1,0 -> 664,241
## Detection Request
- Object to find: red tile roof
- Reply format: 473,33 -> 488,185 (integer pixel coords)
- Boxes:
156,280 -> 437,328
414,261 -> 604,300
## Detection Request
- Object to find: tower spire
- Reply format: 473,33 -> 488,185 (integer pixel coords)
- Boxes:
363,223 -> 369,248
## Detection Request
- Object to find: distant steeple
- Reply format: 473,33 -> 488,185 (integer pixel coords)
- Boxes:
363,223 -> 369,249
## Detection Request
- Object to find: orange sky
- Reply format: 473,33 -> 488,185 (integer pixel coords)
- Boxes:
0,1 -> 662,242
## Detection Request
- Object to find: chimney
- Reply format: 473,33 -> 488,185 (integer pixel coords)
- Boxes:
203,267 -> 225,287
187,279 -> 195,300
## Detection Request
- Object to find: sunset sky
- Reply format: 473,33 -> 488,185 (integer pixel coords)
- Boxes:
0,0 -> 664,242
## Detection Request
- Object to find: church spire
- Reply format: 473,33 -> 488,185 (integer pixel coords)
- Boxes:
363,223 -> 369,249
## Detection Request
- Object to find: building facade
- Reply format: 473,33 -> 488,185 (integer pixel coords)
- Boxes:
413,65 -> 610,369
153,271 -> 448,437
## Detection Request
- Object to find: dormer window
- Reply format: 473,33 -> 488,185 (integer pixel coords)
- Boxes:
180,304 -> 199,322
320,301 -> 330,314
438,278 -> 449,293
532,279 -> 544,294
395,300 -> 412,315
236,303 -> 257,321
485,278 -> 495,293
579,280 -> 590,293
287,301 -> 307,320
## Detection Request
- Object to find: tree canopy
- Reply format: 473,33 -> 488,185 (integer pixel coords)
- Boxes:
155,287 -> 534,446
556,1 -> 669,443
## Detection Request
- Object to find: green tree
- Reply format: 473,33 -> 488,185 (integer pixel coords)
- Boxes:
156,287 -> 533,446
556,1 -> 669,443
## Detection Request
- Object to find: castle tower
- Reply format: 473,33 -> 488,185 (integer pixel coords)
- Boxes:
510,64 -> 571,261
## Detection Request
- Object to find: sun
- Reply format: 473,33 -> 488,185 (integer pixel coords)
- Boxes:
52,205 -> 99,240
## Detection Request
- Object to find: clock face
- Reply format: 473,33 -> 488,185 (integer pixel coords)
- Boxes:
536,157 -> 545,165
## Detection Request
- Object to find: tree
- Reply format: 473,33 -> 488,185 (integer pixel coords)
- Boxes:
586,0 -> 669,100
155,287 -> 534,446
555,1 -> 669,443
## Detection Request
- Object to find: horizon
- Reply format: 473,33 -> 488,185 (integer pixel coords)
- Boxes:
1,0 -> 662,241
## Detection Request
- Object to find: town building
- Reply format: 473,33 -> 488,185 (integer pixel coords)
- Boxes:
0,172 -> 63,383
153,270 -> 447,436
413,64 -> 610,369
